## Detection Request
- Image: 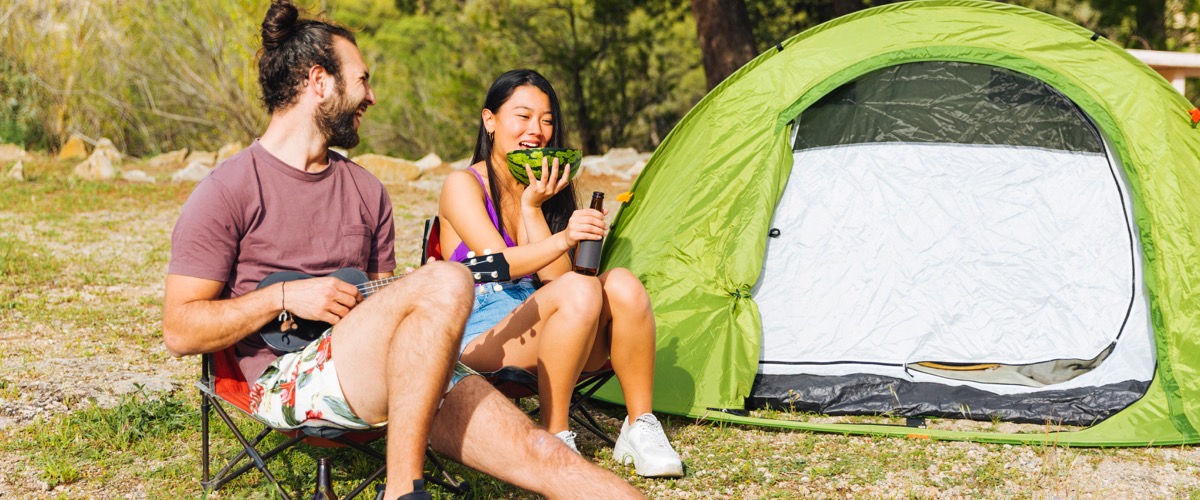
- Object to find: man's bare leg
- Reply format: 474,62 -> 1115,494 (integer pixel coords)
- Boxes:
430,376 -> 644,499
332,261 -> 474,498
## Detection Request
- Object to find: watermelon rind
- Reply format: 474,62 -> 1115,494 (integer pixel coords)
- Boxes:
505,148 -> 583,185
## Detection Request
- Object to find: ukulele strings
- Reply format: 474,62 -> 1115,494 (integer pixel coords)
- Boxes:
356,275 -> 403,296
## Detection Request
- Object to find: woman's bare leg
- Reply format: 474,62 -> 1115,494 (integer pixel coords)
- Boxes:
592,268 -> 656,419
460,272 -> 603,433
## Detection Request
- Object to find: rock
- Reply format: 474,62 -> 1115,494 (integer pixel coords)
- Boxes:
581,148 -> 648,180
0,143 -> 27,163
416,152 -> 454,176
449,156 -> 473,171
73,154 -> 116,180
6,160 -> 23,181
145,148 -> 188,169
171,161 -> 212,182
351,153 -> 421,183
215,142 -> 243,166
92,138 -> 122,163
71,139 -> 122,180
628,152 -> 653,177
121,169 -> 155,183
57,134 -> 88,160
604,147 -> 641,167
414,152 -> 446,171
184,150 -> 216,169
580,155 -> 612,176
329,147 -> 349,157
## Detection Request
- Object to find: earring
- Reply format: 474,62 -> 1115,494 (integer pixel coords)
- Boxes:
487,130 -> 495,144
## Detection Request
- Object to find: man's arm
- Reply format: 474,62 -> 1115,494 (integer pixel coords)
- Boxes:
162,275 -> 281,356
162,273 -> 362,357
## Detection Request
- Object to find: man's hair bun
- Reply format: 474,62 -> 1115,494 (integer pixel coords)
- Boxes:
261,0 -> 299,51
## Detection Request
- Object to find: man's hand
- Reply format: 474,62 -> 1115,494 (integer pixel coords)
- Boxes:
283,276 -> 363,325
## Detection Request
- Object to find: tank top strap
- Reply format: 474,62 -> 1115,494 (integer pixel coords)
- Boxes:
448,168 -> 517,262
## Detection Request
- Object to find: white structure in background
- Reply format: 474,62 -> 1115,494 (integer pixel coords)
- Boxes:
1129,49 -> 1200,94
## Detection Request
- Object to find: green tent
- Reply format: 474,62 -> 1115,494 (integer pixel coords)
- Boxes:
597,0 -> 1200,446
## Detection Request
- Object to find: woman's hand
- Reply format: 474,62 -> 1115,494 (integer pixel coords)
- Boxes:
559,207 -> 607,249
521,155 -> 571,209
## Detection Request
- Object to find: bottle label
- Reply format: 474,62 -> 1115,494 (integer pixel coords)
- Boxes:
575,239 -> 603,273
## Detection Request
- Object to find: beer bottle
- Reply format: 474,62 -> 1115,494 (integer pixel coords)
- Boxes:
311,457 -> 337,500
573,191 -> 605,276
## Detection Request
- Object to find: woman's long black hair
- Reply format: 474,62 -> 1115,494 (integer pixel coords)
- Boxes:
470,69 -> 578,237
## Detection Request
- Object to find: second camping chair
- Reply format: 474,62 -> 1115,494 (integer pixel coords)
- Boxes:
423,216 -> 617,445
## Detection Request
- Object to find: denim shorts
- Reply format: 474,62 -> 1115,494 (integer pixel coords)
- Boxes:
461,278 -> 537,353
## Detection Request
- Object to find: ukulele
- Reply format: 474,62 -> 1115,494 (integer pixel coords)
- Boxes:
257,253 -> 510,352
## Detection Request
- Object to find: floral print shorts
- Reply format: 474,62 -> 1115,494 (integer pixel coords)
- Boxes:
249,328 -> 477,430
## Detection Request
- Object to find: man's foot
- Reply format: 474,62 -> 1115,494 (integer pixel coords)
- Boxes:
613,413 -> 684,478
374,479 -> 432,500
554,429 -> 580,454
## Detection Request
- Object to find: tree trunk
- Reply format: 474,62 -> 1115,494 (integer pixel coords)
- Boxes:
571,67 -> 599,155
1136,0 -> 1166,49
690,0 -> 757,91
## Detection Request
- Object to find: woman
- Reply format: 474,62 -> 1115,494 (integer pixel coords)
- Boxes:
438,69 -> 683,478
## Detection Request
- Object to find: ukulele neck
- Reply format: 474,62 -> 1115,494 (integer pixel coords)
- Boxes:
356,275 -> 401,298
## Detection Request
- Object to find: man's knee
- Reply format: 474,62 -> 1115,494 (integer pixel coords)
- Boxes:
519,426 -> 582,468
411,261 -> 474,307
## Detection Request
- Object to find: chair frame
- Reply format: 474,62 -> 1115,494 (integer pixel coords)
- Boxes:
481,365 -> 617,446
197,349 -> 468,499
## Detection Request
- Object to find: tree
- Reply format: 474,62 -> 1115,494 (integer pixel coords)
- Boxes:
689,0 -> 757,90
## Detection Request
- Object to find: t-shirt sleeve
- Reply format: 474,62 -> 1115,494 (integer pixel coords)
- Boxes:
168,177 -> 244,283
369,187 -> 396,274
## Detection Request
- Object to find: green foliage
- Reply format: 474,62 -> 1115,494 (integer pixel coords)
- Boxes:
0,0 -> 1195,158
3,390 -> 193,488
0,58 -> 52,150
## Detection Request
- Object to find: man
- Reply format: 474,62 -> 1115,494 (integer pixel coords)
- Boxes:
161,2 -> 643,499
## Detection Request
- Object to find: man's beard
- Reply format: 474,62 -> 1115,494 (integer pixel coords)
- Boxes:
317,84 -> 362,149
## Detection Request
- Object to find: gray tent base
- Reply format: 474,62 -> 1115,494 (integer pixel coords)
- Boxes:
747,374 -> 1149,426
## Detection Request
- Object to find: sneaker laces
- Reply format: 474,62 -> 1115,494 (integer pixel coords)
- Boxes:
555,430 -> 580,453
634,414 -> 671,449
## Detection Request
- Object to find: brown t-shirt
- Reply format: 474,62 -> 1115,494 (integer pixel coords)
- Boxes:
169,141 -> 396,382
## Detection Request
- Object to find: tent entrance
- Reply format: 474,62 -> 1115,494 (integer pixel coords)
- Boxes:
907,343 -> 1115,388
749,61 -> 1154,425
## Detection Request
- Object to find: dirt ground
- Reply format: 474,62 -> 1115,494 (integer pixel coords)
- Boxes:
1,163 -> 1198,498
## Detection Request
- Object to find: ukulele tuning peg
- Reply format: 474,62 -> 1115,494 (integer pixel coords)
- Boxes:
466,251 -> 476,259
473,273 -> 481,280
490,271 -> 498,278
486,255 -> 494,263
483,248 -> 492,255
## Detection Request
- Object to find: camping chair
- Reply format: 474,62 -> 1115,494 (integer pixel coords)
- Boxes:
423,216 -> 617,446
197,347 -> 468,499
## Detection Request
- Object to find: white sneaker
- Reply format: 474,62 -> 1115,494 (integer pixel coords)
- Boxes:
613,413 -> 684,477
554,429 -> 580,454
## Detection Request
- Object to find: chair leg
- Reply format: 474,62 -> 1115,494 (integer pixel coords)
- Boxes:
424,448 -> 470,495
208,399 -> 295,500
201,393 -> 211,485
568,373 -> 617,445
336,437 -> 469,497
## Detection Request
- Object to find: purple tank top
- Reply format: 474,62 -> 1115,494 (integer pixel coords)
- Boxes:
448,168 -> 517,262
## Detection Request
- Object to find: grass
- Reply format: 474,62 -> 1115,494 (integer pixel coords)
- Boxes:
1,154 -> 1198,498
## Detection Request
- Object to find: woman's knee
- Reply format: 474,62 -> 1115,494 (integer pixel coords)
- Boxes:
601,268 -> 651,313
547,272 -> 603,319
